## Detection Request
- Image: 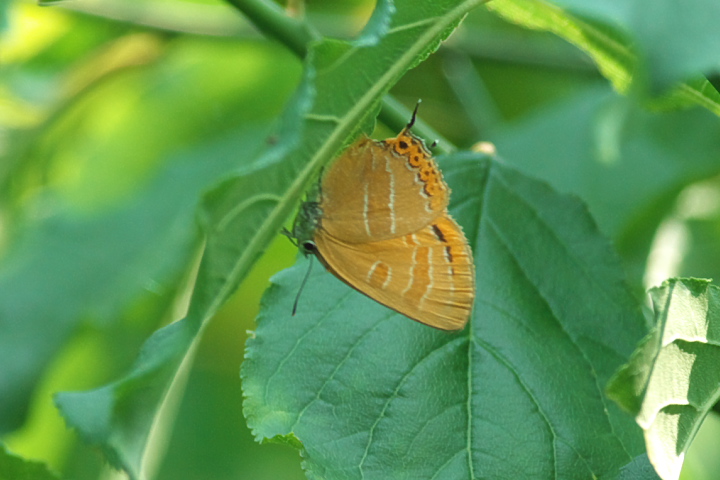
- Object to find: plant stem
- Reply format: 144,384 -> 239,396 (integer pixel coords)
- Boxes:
224,0 -> 319,58
225,0 -> 457,151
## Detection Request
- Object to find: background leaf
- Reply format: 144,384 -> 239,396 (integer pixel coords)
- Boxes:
243,153 -> 651,479
488,85 -> 720,286
0,445 -> 59,480
488,0 -> 720,113
617,454 -> 661,480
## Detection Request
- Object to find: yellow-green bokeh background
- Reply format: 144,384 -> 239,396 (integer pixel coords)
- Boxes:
2,1 -> 720,478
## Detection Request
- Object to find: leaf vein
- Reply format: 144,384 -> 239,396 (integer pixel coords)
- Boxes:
357,335 -> 467,478
289,310 -> 393,431
262,286 -> 355,405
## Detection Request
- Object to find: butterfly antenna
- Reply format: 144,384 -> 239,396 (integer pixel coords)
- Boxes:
292,255 -> 314,316
408,99 -> 422,129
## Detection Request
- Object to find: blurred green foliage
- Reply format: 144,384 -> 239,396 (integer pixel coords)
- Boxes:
1,0 -> 720,479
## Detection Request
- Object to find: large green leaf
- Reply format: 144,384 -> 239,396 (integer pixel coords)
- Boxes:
608,278 -> 720,480
488,0 -> 720,114
54,0 -> 487,477
243,153 -> 652,479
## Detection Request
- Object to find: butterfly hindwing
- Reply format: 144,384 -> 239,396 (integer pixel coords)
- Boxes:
314,214 -> 474,330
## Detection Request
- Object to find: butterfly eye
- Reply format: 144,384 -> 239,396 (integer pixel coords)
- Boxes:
302,241 -> 317,253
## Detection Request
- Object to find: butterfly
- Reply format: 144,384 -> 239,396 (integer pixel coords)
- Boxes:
288,104 -> 475,330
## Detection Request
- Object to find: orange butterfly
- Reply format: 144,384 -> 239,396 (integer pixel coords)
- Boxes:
289,105 -> 475,330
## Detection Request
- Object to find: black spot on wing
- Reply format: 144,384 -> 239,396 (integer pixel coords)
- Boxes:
445,246 -> 454,264
431,224 -> 447,243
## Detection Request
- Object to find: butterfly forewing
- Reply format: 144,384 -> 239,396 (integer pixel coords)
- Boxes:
321,130 -> 450,244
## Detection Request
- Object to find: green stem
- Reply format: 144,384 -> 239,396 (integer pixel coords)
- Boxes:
225,0 -> 457,151
224,0 -> 319,58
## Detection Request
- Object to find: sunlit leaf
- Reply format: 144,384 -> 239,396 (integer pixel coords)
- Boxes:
608,278 -> 720,480
488,0 -> 720,114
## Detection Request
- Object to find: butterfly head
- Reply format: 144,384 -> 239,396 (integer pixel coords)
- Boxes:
289,199 -> 323,256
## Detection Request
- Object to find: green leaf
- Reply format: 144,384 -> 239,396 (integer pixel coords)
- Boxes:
488,85 -> 720,285
243,154 -> 651,479
56,318 -> 196,475
488,0 -> 634,92
608,278 -> 720,480
616,454 -> 661,480
51,132 -> 268,476
193,0 -> 486,318
53,1 -> 486,477
0,444 -> 59,480
488,0 -> 720,114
